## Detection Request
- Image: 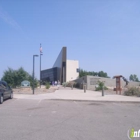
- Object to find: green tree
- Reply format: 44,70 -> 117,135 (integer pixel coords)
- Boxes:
28,74 -> 38,89
79,69 -> 109,78
129,74 -> 139,82
1,68 -> 15,87
15,67 -> 30,86
129,74 -> 133,81
79,69 -> 87,77
1,67 -> 38,88
97,71 -> 108,78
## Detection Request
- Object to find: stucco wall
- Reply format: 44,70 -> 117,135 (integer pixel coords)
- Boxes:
87,76 -> 140,90
74,76 -> 87,89
75,76 -> 140,90
66,60 -> 79,82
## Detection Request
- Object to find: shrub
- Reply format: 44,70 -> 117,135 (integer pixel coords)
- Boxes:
66,81 -> 76,87
28,76 -> 38,89
45,82 -> 50,89
95,81 -> 108,91
62,81 -> 76,88
124,87 -> 140,97
62,82 -> 67,87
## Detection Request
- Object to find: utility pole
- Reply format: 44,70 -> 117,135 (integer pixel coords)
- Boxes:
33,55 -> 38,94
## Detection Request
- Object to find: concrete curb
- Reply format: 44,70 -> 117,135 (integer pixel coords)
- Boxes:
14,96 -> 140,103
48,99 -> 140,103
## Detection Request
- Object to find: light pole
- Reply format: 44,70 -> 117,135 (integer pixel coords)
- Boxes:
33,54 -> 38,94
40,44 -> 43,88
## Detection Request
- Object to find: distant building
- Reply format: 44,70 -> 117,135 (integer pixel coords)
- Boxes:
41,47 -> 79,84
74,75 -> 140,90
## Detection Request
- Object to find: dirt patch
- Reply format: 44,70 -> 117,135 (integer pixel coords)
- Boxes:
13,86 -> 59,94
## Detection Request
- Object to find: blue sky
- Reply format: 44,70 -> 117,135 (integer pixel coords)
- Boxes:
0,0 -> 140,80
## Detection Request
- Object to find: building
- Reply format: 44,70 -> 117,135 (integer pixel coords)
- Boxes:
74,75 -> 140,90
41,47 -> 79,84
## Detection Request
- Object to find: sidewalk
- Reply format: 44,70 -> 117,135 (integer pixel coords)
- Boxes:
13,87 -> 140,103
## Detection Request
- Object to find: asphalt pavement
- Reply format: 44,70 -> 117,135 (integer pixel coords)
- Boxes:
1,87 -> 140,140
0,99 -> 140,140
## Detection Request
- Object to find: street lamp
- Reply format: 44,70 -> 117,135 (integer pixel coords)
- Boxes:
40,44 -> 43,88
33,54 -> 38,94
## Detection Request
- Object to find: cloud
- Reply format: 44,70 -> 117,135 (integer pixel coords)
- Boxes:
0,6 -> 23,32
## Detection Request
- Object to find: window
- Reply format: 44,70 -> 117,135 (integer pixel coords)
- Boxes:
77,68 -> 80,72
0,83 -> 6,89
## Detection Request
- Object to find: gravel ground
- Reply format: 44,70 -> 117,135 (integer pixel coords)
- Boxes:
12,86 -> 59,95
12,86 -> 127,95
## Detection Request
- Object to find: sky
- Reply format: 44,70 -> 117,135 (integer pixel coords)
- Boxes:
0,0 -> 140,80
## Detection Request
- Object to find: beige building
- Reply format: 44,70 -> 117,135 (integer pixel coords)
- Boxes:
66,60 -> 79,82
41,47 -> 79,84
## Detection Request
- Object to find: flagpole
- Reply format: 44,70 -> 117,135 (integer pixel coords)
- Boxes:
40,43 -> 43,88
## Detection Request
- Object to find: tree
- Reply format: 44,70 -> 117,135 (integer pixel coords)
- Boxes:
129,74 -> 139,82
79,69 -> 87,77
14,67 -> 30,86
129,74 -> 133,81
1,68 -> 15,87
79,69 -> 109,78
97,71 -> 108,77
1,67 -> 38,88
28,74 -> 38,89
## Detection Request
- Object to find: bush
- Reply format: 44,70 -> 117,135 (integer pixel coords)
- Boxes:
95,81 -> 108,91
62,82 -> 76,88
28,76 -> 38,89
62,82 -> 67,87
95,86 -> 108,91
46,82 -> 50,89
66,81 -> 76,87
124,87 -> 140,97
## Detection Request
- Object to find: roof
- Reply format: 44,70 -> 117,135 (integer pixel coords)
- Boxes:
113,75 -> 123,78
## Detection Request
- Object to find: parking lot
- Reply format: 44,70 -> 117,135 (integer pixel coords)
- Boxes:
0,99 -> 140,140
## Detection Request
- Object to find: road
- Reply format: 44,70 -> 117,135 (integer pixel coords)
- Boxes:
0,99 -> 140,140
